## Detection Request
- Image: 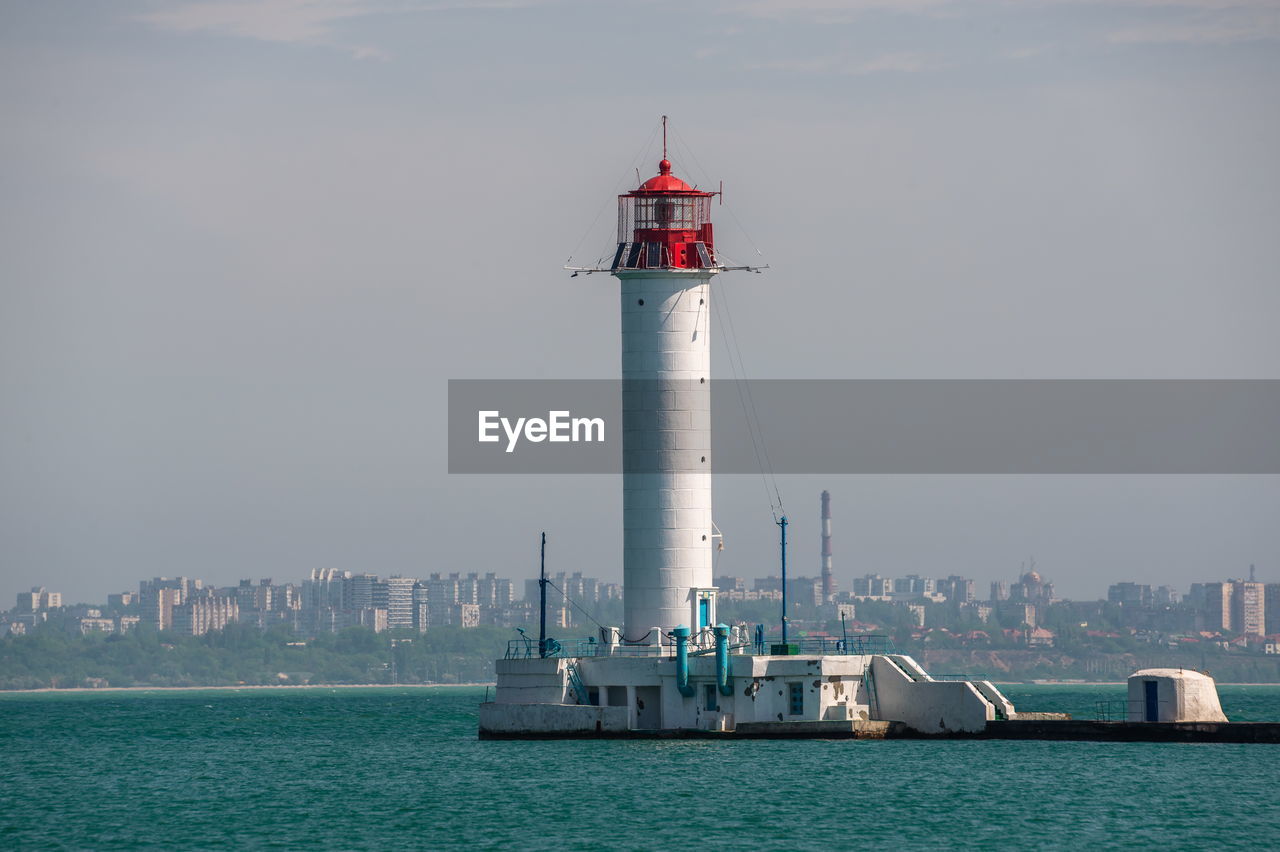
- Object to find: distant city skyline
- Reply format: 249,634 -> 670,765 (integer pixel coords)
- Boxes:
12,559 -> 1278,618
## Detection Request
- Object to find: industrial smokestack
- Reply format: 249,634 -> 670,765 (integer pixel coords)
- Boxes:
820,490 -> 834,601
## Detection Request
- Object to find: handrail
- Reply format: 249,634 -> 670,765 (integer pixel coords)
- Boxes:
864,663 -> 880,720
1094,697 -> 1163,721
504,638 -> 568,659
508,632 -> 897,659
751,634 -> 899,656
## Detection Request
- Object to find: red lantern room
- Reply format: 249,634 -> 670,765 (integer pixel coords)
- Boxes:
611,144 -> 718,272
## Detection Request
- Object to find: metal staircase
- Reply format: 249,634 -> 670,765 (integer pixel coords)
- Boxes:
888,655 -> 930,681
972,680 -> 1010,721
565,661 -> 590,706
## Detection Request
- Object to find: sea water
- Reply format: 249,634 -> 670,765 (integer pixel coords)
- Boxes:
2,684 -> 1277,850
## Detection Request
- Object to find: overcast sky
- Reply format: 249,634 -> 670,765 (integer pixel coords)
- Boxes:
2,0 -> 1278,607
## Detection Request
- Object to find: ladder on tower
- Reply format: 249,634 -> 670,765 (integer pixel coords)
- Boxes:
565,661 -> 590,706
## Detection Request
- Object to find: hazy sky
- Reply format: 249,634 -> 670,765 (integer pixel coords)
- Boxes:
2,0 -> 1278,606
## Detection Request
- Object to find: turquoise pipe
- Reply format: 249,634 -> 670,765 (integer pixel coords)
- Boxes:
714,624 -> 733,696
673,626 -> 696,697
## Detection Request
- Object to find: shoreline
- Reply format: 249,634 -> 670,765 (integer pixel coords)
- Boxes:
0,682 -> 497,695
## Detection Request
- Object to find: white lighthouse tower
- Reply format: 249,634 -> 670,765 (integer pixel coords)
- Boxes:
613,140 -> 719,643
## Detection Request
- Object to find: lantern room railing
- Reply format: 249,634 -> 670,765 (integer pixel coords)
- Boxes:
618,194 -> 712,242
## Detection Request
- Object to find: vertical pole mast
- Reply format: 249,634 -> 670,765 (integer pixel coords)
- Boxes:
538,531 -> 547,658
778,515 -> 789,646
662,115 -> 667,160
820,490 -> 833,602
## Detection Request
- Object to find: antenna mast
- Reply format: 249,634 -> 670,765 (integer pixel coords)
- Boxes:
778,515 -> 789,646
538,532 -> 548,658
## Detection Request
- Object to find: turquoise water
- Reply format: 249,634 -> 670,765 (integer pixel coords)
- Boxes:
3,685 -> 1278,850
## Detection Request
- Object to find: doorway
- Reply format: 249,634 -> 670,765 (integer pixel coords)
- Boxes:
635,686 -> 662,729
1144,680 -> 1159,721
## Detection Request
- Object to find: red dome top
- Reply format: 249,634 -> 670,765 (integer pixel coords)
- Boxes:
637,158 -> 696,193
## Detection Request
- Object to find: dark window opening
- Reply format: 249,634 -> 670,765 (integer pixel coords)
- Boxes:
788,682 -> 804,716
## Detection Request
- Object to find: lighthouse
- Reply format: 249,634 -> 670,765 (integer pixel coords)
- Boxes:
480,124 -> 1020,738
613,138 -> 719,642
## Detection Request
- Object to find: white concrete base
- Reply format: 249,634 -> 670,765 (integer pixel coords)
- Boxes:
492,657 -> 570,705
484,653 -> 1015,736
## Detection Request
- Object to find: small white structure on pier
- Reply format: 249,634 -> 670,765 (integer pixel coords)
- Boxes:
1127,669 -> 1227,723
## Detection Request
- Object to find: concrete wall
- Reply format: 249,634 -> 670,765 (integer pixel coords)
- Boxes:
725,656 -> 870,726
575,653 -> 872,731
493,658 -> 569,705
577,655 -> 663,687
479,702 -> 629,736
645,654 -> 871,730
871,655 -> 994,733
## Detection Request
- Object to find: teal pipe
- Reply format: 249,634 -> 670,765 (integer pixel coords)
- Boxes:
673,626 -> 696,698
714,624 -> 733,696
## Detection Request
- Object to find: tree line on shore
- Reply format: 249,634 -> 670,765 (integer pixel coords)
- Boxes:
0,622 -> 511,690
